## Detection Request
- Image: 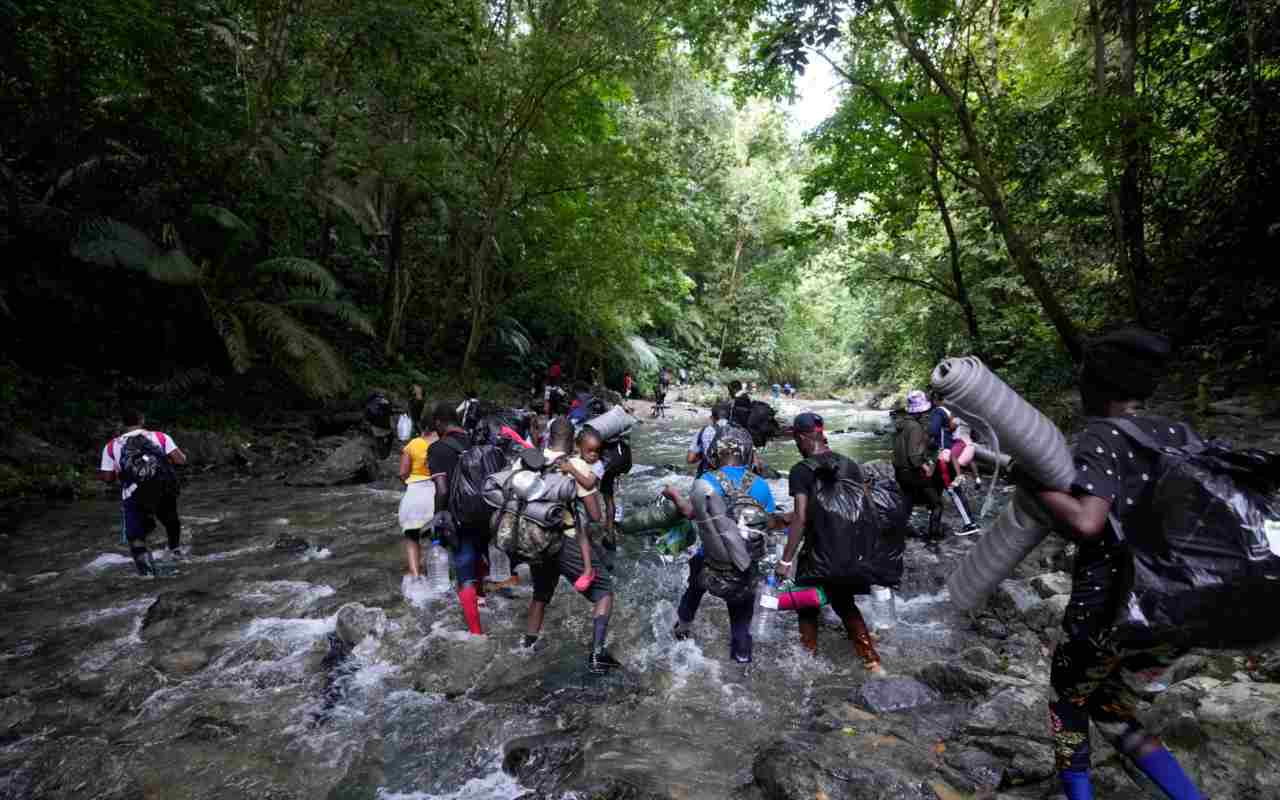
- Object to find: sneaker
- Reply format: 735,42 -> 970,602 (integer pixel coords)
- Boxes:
672,621 -> 693,641
587,648 -> 622,674
955,523 -> 982,537
866,662 -> 888,678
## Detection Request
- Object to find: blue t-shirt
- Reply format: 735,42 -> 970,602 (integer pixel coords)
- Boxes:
702,466 -> 776,512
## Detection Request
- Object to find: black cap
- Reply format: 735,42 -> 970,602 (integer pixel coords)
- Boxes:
793,412 -> 824,433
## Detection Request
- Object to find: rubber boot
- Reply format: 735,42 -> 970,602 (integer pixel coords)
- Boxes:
799,618 -> 819,655
928,506 -> 944,540
457,584 -> 484,635
841,611 -> 884,675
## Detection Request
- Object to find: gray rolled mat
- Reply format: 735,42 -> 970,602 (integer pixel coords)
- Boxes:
931,356 -> 1074,491
946,487 -> 1057,610
971,443 -> 1012,470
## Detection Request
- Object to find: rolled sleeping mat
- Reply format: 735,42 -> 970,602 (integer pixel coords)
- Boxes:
971,443 -> 1012,471
946,487 -> 1056,610
618,496 -> 682,534
483,469 -> 578,509
930,356 -> 1074,491
584,406 -> 636,442
690,479 -> 753,573
505,499 -> 567,529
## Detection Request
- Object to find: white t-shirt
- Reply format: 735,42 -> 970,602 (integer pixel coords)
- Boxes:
544,448 -> 598,538
100,429 -> 178,500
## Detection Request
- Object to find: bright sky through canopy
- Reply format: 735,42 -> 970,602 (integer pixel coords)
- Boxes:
787,52 -> 841,135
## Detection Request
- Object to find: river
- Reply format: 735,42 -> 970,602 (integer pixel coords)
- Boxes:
0,399 -> 1010,799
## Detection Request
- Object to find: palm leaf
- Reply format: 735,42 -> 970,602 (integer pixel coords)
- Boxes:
137,367 -> 224,396
71,217 -> 161,272
146,248 -> 201,285
281,295 -> 376,337
254,257 -> 340,296
491,315 -> 533,356
191,204 -> 254,240
612,334 -> 661,371
237,301 -> 351,398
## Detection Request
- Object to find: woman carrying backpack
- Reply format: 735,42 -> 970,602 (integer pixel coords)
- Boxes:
1020,329 -> 1204,800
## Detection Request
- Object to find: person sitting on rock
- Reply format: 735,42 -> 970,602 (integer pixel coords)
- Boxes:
1024,328 -> 1204,800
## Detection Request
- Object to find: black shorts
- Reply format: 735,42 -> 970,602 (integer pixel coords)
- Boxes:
531,536 -> 614,604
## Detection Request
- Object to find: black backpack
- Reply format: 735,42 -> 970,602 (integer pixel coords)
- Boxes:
892,414 -> 928,472
364,393 -> 392,429
794,452 -> 904,588
119,434 -> 178,511
444,439 -> 509,528
744,400 -> 780,447
1105,418 -> 1280,649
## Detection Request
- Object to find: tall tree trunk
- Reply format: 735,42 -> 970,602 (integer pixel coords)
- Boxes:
717,232 -> 745,367
460,221 -> 496,376
882,0 -> 1084,361
380,204 -> 406,359
1090,0 -> 1143,322
1117,0 -> 1149,295
927,154 -> 983,356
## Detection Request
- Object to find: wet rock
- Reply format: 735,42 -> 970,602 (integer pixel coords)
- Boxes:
286,435 -> 382,486
2,431 -> 75,467
961,646 -> 1002,671
941,746 -> 1006,793
502,731 -> 585,792
851,676 -> 941,714
990,579 -> 1039,622
973,616 -> 1010,640
964,734 -> 1055,785
965,686 -> 1049,739
272,535 -> 310,552
753,733 -> 937,800
919,660 -> 1032,699
179,713 -> 249,742
143,589 -> 215,631
335,602 -> 386,646
153,648 -> 211,676
1022,594 -> 1070,635
1029,571 -> 1072,599
170,428 -> 239,466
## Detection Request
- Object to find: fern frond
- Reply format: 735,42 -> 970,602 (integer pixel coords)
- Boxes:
192,204 -> 254,239
71,217 -> 161,272
254,257 -> 339,296
147,248 -> 201,285
211,306 -> 253,373
138,367 -> 224,396
281,296 -> 376,337
491,315 -> 532,356
612,334 -> 660,371
237,301 -> 351,398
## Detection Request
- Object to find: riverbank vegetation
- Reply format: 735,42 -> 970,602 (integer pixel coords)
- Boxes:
3,0 -> 1277,431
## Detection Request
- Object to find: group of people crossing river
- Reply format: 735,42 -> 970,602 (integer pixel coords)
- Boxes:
97,329 -> 1227,800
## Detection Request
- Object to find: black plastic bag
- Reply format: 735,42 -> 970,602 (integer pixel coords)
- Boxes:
1110,426 -> 1280,649
795,453 -> 904,589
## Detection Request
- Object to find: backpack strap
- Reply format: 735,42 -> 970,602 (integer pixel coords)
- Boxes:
1107,417 -> 1202,454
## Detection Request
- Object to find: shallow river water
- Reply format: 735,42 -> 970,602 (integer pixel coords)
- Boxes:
0,399 -> 1003,799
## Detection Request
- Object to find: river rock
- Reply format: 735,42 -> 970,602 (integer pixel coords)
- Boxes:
170,428 -> 239,466
752,732 -> 939,800
502,731 -> 585,792
918,660 -> 1032,699
286,436 -> 382,486
851,676 -> 941,714
990,579 -> 1039,622
1,431 -> 74,467
335,603 -> 386,646
965,686 -> 1049,739
143,589 -> 215,631
1029,571 -> 1072,598
153,649 -> 212,676
1022,594 -> 1070,635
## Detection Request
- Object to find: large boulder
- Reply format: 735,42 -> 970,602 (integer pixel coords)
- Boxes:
170,429 -> 240,467
1029,571 -> 1072,599
286,436 -> 382,486
335,603 -> 386,647
851,676 -> 941,714
501,731 -> 585,793
752,732 -> 941,800
1,431 -> 75,467
989,579 -> 1040,623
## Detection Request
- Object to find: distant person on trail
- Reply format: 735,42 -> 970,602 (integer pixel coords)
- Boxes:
771,383 -> 781,399
928,391 -> 980,535
622,371 -> 634,399
524,418 -> 621,675
893,390 -> 946,541
652,372 -> 670,419
99,410 -> 187,576
428,402 -> 489,635
728,380 -> 751,428
774,412 -> 885,675
664,425 -> 777,663
544,360 -> 565,416
364,389 -> 395,460
399,422 -> 439,579
1021,329 -> 1205,800
679,367 -> 687,385
687,402 -> 730,478
456,390 -> 481,432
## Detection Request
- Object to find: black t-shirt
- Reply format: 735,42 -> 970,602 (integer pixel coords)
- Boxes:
1063,414 -> 1193,638
427,431 -> 470,483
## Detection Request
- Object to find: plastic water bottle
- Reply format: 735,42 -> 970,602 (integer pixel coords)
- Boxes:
870,585 -> 897,631
427,541 -> 453,594
613,496 -> 624,523
488,544 -> 510,581
751,575 -> 780,641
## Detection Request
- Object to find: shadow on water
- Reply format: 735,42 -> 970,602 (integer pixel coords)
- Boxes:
0,399 -> 1004,800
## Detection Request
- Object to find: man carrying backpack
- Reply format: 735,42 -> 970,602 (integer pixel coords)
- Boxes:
99,410 -> 187,576
686,402 -> 730,478
522,418 -> 622,675
364,390 -> 395,460
775,412 -> 888,676
428,402 -> 496,635
893,390 -> 945,540
1018,329 -> 1205,800
663,424 -> 777,664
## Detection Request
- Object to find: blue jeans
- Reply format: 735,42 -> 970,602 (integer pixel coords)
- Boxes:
677,553 -> 756,661
450,525 -> 489,587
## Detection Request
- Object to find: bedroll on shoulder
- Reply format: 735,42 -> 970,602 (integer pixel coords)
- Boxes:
482,468 -> 578,508
1106,419 -> 1280,650
690,478 -> 760,573
584,406 -> 635,442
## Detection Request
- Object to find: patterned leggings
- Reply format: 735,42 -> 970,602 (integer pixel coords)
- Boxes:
1049,633 -> 1185,771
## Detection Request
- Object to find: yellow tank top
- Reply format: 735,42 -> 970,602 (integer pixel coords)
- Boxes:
403,437 -> 432,483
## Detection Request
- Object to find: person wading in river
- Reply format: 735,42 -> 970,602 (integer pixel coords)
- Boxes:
523,418 -> 621,674
1022,329 -> 1204,800
893,390 -> 946,540
663,425 -> 778,663
687,402 -> 730,478
398,421 -> 438,579
99,410 -> 187,576
775,412 -> 885,675
428,402 -> 490,634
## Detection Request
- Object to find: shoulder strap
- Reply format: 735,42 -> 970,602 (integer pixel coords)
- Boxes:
443,436 -> 467,455
1108,417 -> 1201,454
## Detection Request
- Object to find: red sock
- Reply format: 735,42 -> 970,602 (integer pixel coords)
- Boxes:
458,584 -> 483,634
